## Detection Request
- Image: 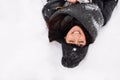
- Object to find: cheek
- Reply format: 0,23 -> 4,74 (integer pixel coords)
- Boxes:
65,34 -> 72,41
67,33 -> 73,38
82,35 -> 86,40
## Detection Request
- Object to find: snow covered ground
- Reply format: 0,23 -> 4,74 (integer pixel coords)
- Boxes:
0,0 -> 120,80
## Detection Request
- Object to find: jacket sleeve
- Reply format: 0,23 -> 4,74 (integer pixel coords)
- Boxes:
42,0 -> 65,23
102,0 -> 118,25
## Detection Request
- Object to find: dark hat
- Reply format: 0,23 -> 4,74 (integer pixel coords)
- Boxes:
61,42 -> 89,68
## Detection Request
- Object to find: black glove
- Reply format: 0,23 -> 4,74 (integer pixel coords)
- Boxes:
42,0 -> 65,23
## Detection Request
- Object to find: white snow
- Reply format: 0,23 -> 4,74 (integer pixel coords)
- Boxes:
91,16 -> 103,31
78,0 -> 92,3
0,0 -> 120,80
85,3 -> 99,11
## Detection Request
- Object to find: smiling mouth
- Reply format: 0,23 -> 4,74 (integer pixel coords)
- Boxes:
72,31 -> 80,34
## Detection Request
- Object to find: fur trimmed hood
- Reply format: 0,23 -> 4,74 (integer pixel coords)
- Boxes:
49,3 -> 104,42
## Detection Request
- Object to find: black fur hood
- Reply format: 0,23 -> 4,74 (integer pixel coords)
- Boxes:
49,3 -> 104,42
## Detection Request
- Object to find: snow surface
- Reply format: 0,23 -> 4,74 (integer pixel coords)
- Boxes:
0,0 -> 120,80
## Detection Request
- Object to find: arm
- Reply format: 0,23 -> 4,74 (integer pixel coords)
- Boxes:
102,0 -> 118,25
42,0 -> 88,23
42,0 -> 65,23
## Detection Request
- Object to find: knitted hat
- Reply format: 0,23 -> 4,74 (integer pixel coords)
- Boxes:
61,42 -> 89,68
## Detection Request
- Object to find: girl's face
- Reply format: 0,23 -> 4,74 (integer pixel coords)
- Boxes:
65,25 -> 86,46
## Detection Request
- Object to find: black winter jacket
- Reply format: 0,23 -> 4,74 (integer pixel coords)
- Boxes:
42,0 -> 118,42
42,0 -> 118,25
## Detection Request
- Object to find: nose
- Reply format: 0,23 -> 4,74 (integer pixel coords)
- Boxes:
73,33 -> 80,39
73,35 -> 81,45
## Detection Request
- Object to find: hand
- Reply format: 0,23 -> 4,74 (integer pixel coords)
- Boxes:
67,0 -> 77,3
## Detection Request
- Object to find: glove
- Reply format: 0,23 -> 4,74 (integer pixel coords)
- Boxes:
42,0 -> 65,23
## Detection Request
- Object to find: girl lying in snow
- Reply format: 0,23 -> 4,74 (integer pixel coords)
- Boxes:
42,0 -> 118,68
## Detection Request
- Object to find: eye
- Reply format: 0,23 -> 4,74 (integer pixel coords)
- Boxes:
69,40 -> 74,43
78,41 -> 84,43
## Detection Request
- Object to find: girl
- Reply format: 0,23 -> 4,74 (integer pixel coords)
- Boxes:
42,0 -> 118,68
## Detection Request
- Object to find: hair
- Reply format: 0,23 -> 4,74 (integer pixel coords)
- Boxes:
47,14 -> 93,45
